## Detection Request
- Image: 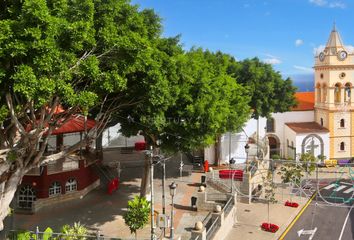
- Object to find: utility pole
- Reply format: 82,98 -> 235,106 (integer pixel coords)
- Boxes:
149,147 -> 156,240
229,131 -> 232,163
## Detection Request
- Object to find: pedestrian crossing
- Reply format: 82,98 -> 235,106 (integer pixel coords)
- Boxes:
323,182 -> 353,194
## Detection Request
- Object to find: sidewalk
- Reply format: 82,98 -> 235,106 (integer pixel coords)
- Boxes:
11,151 -> 208,240
225,186 -> 310,240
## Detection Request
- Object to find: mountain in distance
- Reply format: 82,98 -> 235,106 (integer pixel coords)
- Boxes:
288,74 -> 314,92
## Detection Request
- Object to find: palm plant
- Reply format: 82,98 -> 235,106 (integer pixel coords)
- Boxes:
61,222 -> 88,240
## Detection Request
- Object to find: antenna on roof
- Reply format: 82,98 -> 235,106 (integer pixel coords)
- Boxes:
333,21 -> 336,31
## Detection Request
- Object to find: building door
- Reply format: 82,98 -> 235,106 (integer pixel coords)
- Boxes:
18,185 -> 36,210
268,136 -> 280,158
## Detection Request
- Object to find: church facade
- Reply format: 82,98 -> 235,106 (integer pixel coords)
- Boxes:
205,27 -> 353,164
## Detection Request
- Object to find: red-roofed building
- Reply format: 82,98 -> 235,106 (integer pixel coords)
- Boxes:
292,92 -> 315,111
17,114 -> 103,213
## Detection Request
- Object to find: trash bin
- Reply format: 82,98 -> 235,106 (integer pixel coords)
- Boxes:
203,160 -> 209,172
201,175 -> 206,184
191,197 -> 197,209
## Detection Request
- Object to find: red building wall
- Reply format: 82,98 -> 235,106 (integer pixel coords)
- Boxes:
22,160 -> 99,198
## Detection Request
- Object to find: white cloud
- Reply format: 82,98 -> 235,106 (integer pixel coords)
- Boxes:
309,0 -> 327,6
345,45 -> 354,54
329,2 -> 346,8
263,58 -> 282,65
309,0 -> 346,8
313,45 -> 325,55
293,65 -> 314,72
295,39 -> 304,47
265,53 -> 279,59
262,54 -> 281,64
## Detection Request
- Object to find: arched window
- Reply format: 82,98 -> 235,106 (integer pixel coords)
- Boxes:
340,142 -> 345,151
65,178 -> 77,193
49,182 -> 61,196
322,84 -> 327,102
320,118 -> 324,126
18,185 -> 36,209
345,83 -> 351,102
335,83 -> 341,103
266,118 -> 275,132
340,119 -> 345,128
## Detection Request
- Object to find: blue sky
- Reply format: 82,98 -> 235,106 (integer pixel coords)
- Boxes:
131,0 -> 354,85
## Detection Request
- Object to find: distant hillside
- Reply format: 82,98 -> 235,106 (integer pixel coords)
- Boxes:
289,74 -> 314,92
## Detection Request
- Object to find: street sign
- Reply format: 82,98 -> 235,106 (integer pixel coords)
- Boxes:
157,214 -> 169,228
297,227 -> 317,240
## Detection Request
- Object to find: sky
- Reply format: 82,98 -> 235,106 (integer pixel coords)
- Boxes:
131,0 -> 354,89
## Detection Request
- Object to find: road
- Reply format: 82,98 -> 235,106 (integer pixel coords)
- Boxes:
284,179 -> 353,240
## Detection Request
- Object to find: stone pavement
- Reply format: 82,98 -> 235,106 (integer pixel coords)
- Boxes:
10,150 -> 209,240
226,185 -> 310,240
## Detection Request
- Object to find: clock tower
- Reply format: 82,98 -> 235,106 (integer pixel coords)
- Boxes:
314,25 -> 354,161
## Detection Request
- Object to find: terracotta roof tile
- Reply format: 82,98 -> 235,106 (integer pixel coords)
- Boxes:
285,122 -> 329,133
292,92 -> 314,111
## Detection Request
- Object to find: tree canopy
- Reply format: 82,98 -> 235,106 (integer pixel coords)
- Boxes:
229,58 -> 297,119
123,196 -> 150,239
0,0 -> 170,230
0,0 -> 298,231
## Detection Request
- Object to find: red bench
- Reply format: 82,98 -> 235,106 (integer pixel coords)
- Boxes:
219,170 -> 243,181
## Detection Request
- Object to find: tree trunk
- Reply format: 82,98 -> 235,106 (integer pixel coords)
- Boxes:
0,169 -> 24,231
214,135 -> 221,166
140,153 -> 151,198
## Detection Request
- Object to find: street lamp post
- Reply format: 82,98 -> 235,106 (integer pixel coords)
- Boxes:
244,143 -> 250,173
229,158 -> 236,193
169,182 -> 177,240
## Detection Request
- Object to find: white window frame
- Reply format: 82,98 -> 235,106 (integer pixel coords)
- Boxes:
18,185 -> 36,209
49,181 -> 61,196
65,178 -> 77,193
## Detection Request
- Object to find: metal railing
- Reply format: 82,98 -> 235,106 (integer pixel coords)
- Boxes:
202,212 -> 213,230
205,215 -> 220,240
7,229 -> 149,240
223,196 -> 234,217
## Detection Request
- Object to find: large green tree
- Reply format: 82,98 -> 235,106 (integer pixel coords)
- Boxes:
118,47 -> 251,195
229,58 -> 297,119
160,49 -> 250,151
0,0 -> 165,230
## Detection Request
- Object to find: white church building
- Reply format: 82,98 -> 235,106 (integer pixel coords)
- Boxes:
206,26 -> 354,165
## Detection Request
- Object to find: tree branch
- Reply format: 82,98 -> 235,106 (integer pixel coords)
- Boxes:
5,94 -> 26,136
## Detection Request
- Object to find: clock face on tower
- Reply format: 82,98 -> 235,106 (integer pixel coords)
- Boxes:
338,50 -> 348,61
319,52 -> 325,62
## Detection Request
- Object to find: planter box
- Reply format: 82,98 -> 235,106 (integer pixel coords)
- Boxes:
261,223 -> 279,233
285,201 -> 299,208
219,170 -> 243,181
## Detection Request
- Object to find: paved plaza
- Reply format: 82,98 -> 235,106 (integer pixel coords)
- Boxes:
9,150 -> 208,240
